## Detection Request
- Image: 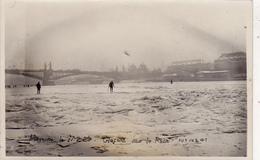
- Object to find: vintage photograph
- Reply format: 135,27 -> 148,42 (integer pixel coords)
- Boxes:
3,0 -> 252,158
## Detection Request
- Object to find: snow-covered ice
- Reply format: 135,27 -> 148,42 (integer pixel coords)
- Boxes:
5,81 -> 247,156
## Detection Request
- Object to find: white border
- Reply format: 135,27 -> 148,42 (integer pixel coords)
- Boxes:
253,0 -> 260,159
0,0 -> 6,159
0,0 -> 256,160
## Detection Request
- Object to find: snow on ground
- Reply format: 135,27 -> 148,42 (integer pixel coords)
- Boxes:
5,81 -> 247,156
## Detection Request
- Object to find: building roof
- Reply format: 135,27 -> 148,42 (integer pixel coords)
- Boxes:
197,70 -> 230,74
171,59 -> 209,66
218,52 -> 246,59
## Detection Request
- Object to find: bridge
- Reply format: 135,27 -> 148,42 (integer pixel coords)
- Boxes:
5,62 -> 122,86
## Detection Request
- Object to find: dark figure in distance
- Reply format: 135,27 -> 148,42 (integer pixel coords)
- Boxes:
109,81 -> 114,92
171,80 -> 173,84
36,82 -> 41,94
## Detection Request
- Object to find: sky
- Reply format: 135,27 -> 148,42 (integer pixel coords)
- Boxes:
5,0 -> 251,71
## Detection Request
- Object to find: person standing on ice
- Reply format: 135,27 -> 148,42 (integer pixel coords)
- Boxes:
109,81 -> 114,92
36,82 -> 41,94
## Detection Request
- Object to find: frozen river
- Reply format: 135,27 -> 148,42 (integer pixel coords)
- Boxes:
5,81 -> 248,156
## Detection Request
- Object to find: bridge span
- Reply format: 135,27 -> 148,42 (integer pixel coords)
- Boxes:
5,63 -> 122,86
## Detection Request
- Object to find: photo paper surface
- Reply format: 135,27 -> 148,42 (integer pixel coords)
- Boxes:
1,0 -> 253,159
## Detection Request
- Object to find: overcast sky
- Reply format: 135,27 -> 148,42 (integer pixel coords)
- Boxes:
5,0 -> 251,71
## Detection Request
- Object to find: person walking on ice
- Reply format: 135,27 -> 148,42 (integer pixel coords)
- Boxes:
36,82 -> 41,94
109,81 -> 114,93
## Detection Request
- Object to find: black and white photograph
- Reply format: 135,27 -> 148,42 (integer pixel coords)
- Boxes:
1,0 -> 253,159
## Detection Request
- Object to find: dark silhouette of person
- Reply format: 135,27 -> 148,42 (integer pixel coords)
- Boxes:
109,81 -> 114,92
36,82 -> 41,94
171,80 -> 173,84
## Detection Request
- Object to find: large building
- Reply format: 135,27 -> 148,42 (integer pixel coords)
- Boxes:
213,52 -> 246,73
163,52 -> 247,81
165,59 -> 213,74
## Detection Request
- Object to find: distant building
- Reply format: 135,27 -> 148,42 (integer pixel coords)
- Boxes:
196,70 -> 231,79
162,52 -> 247,81
166,59 -> 213,74
128,64 -> 137,73
213,52 -> 246,73
138,63 -> 148,74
